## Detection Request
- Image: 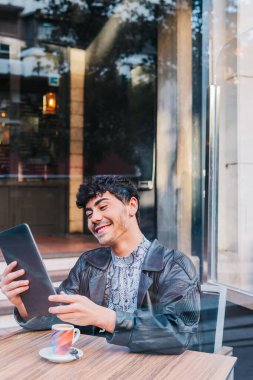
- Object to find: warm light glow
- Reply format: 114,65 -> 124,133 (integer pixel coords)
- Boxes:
43,92 -> 57,114
48,98 -> 55,107
1,112 -> 6,118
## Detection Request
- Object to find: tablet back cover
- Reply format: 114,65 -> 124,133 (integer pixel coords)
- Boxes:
0,223 -> 57,318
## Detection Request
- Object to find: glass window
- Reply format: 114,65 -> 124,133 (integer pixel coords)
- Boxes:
0,0 -> 200,246
208,0 -> 253,293
0,1 -> 167,237
84,8 -> 156,187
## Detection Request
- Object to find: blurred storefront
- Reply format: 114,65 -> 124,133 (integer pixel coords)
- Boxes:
0,0 -> 160,237
1,0 -> 253,308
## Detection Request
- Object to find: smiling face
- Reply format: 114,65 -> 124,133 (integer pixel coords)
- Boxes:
85,191 -> 138,247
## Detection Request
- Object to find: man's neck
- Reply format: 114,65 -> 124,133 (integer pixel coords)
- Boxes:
111,228 -> 144,257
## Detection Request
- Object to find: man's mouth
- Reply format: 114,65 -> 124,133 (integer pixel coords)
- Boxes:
94,223 -> 112,234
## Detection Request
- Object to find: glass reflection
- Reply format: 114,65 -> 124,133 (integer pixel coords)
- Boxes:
215,27 -> 253,293
0,0 -> 196,243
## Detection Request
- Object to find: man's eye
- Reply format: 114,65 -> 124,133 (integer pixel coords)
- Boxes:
86,213 -> 92,219
100,205 -> 107,211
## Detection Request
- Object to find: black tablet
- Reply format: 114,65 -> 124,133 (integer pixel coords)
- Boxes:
0,223 -> 57,318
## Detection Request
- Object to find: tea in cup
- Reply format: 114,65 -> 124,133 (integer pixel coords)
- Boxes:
51,324 -> 80,355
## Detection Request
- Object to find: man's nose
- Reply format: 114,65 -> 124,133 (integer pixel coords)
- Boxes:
90,209 -> 102,223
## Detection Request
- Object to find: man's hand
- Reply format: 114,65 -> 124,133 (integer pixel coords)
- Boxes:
0,261 -> 29,319
48,293 -> 116,333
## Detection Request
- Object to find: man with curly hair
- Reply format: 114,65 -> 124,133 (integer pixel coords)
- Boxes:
1,175 -> 200,354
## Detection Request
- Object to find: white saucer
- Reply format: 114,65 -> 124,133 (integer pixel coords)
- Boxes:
39,347 -> 83,363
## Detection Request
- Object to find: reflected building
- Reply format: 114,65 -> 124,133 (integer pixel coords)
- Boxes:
0,0 -> 193,247
0,0 -> 161,238
0,1 -> 70,233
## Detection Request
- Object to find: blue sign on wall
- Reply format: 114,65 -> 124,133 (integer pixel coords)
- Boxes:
48,76 -> 60,87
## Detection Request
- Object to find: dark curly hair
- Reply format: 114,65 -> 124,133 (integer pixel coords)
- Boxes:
76,175 -> 140,224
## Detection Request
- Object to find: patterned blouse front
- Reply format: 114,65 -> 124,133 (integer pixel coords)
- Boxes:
103,237 -> 151,313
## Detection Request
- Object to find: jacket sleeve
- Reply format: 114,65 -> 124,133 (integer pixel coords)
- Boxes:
106,253 -> 200,354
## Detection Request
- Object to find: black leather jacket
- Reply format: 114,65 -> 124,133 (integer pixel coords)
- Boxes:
15,239 -> 200,354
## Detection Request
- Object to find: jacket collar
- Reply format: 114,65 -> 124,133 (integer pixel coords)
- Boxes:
85,247 -> 112,270
84,239 -> 165,272
142,239 -> 164,271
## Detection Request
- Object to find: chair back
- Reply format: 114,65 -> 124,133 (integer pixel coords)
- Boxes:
192,284 -> 227,353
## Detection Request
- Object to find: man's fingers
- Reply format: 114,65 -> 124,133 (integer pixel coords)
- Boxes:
4,280 -> 29,292
48,304 -> 78,314
48,294 -> 79,304
7,286 -> 29,298
2,269 -> 25,286
3,261 -> 17,275
2,261 -> 19,277
55,313 -> 80,323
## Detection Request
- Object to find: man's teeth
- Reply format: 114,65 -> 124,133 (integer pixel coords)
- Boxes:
96,224 -> 110,233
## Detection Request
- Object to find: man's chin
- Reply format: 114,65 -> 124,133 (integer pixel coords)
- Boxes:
95,234 -> 111,246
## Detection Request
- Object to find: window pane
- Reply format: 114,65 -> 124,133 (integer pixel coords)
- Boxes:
212,1 -> 253,292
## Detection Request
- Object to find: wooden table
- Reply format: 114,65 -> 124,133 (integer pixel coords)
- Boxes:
0,330 -> 236,380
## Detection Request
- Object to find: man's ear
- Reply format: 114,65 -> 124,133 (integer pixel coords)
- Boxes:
128,197 -> 138,216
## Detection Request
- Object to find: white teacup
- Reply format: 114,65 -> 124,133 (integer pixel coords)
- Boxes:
51,324 -> 80,355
